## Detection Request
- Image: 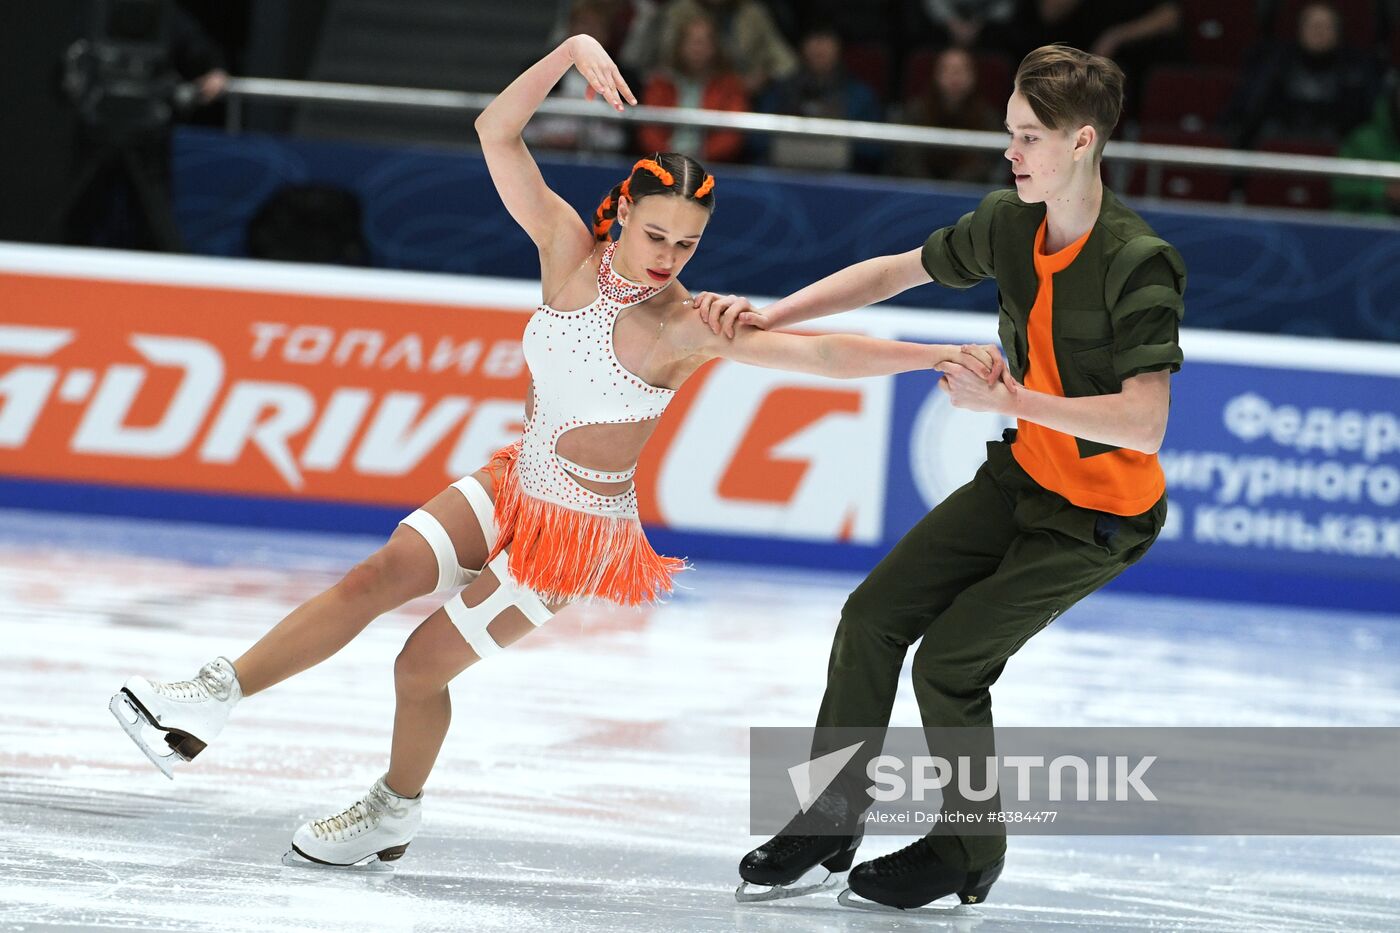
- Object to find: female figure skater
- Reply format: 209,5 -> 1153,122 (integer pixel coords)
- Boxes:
108,33 -> 1003,870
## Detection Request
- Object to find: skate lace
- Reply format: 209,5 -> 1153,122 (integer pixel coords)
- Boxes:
311,782 -> 402,841
195,660 -> 235,700
867,838 -> 934,877
152,660 -> 235,702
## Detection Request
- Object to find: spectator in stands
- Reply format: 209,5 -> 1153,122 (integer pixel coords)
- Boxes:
896,47 -> 1005,183
1260,0 -> 1387,38
1000,0 -> 1181,59
787,0 -> 899,47
618,1 -> 667,75
998,0 -> 1183,117
54,0 -> 228,251
916,0 -> 1017,49
552,1 -> 670,94
637,12 -> 749,163
1222,1 -> 1381,148
754,24 -> 883,173
527,1 -> 629,154
550,0 -> 639,57
1085,2 -> 1182,62
1333,72 -> 1400,214
642,0 -> 798,95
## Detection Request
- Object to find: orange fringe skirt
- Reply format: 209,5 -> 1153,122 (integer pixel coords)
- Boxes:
483,442 -> 687,606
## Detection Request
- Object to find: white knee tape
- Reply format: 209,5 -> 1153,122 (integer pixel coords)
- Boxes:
399,509 -> 470,594
399,478 -> 498,595
488,552 -> 553,627
443,587 -> 515,659
441,553 -> 555,661
451,476 -> 498,552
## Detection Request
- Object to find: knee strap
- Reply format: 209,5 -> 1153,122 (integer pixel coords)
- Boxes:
442,553 -> 555,661
399,477 -> 500,595
399,509 -> 473,594
443,582 -> 516,659
450,476 -> 498,552
487,552 -> 553,627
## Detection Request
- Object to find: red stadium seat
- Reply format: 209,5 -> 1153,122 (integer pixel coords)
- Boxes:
843,42 -> 890,103
1181,0 -> 1260,65
902,46 -> 938,100
1244,138 -> 1337,210
1140,65 -> 1239,133
1273,0 -> 1379,48
1125,128 -> 1234,203
974,52 -> 1014,101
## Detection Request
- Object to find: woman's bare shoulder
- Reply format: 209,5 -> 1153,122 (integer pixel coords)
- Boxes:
656,281 -> 723,355
655,281 -> 703,328
635,279 -> 693,318
666,281 -> 694,308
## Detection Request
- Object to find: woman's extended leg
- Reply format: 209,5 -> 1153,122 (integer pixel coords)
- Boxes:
284,559 -> 556,868
386,558 -> 557,798
233,472 -> 498,697
111,475 -> 497,780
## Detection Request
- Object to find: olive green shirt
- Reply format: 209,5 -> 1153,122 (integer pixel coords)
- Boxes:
922,187 -> 1187,457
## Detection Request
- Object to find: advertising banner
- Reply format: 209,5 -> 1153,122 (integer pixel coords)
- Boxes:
2,244 -> 1396,611
884,338 -> 1400,611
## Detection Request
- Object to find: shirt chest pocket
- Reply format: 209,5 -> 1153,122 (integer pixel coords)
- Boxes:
1058,343 -> 1114,397
1058,307 -> 1117,397
1066,343 -> 1121,397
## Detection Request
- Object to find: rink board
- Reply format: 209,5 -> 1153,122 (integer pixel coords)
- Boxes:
1,243 -> 1397,612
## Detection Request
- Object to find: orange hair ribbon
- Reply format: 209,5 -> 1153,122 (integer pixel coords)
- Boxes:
631,158 -> 675,187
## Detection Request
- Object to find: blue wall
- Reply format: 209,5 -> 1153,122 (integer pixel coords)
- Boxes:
173,127 -> 1400,342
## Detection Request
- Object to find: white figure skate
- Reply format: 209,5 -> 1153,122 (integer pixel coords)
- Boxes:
282,775 -> 421,872
108,656 -> 242,779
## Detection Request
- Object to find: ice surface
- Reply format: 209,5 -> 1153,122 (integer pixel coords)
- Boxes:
1,508 -> 1397,932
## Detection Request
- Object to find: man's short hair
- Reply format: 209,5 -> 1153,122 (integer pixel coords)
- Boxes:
1014,45 -> 1125,161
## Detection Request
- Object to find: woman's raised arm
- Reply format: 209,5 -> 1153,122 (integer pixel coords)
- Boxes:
474,36 -> 636,271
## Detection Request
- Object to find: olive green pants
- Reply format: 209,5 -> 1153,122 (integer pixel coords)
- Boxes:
815,434 -> 1167,870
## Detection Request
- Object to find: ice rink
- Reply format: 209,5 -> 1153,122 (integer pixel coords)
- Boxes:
2,507 -> 1397,932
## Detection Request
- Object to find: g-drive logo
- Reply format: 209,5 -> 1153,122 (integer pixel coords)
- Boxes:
791,742 -> 1157,805
0,322 -> 525,491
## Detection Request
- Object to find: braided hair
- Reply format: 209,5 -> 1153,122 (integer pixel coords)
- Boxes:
592,152 -> 716,242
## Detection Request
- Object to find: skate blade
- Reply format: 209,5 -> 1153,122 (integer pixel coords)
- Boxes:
108,692 -> 176,781
281,848 -> 397,874
837,887 -> 983,916
735,870 -> 841,904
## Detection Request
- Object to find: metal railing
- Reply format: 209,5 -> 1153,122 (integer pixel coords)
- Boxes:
223,76 -> 1400,182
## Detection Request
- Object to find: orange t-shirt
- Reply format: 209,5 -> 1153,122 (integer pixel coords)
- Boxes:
1011,220 -> 1166,516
